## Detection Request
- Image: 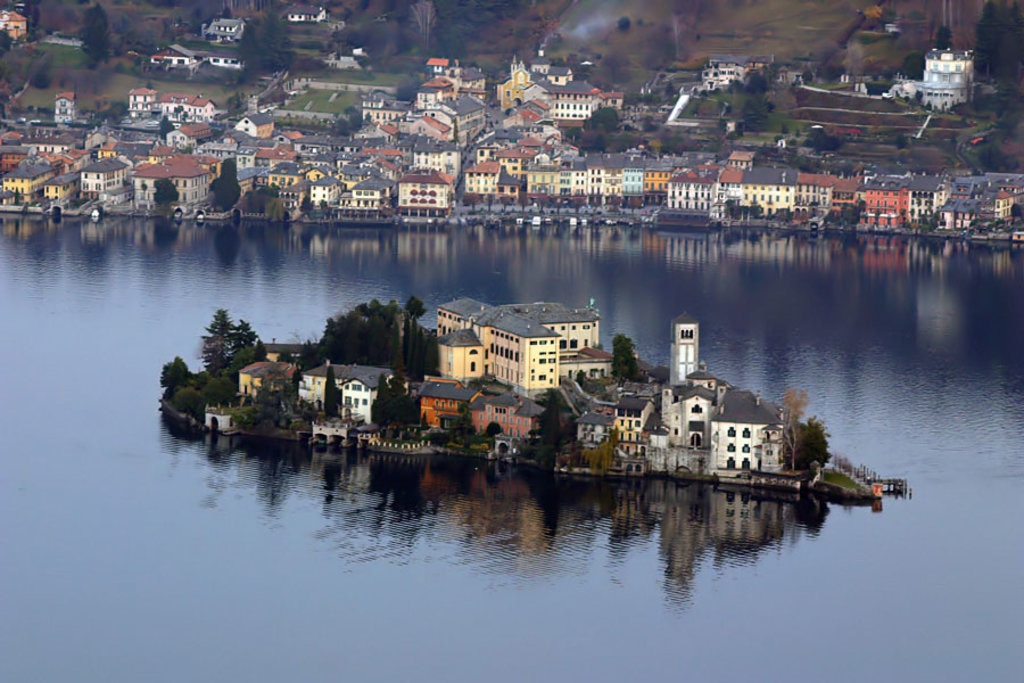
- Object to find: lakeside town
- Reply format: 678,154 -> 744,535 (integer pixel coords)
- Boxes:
163,297 -> 900,503
0,2 -> 1022,238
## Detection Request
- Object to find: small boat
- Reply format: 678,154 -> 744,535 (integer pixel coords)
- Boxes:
90,208 -> 101,222
531,216 -> 542,230
195,210 -> 205,225
568,217 -> 578,228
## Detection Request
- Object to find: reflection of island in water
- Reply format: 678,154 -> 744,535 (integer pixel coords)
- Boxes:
195,431 -> 828,606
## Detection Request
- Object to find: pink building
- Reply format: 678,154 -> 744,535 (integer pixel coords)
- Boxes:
470,393 -> 543,438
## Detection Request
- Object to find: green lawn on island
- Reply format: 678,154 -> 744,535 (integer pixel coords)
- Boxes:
823,470 -> 862,490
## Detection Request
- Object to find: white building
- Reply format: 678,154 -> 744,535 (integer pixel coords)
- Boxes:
919,49 -> 973,110
710,389 -> 784,474
54,92 -> 76,124
299,363 -> 393,423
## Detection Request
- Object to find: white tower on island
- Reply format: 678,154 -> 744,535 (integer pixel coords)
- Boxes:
670,313 -> 700,386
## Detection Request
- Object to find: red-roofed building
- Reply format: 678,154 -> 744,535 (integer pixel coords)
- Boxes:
397,169 -> 455,217
0,10 -> 28,40
156,93 -> 216,123
132,155 -> 211,209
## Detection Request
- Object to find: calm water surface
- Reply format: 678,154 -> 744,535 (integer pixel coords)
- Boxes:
1,218 -> 1022,682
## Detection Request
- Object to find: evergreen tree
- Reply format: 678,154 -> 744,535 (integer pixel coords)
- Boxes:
612,334 -> 640,381
202,309 -> 235,375
795,417 -> 831,470
935,25 -> 952,50
323,365 -> 339,416
153,178 -> 179,212
80,3 -> 110,65
211,158 -> 241,211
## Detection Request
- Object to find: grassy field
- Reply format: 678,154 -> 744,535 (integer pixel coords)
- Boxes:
281,89 -> 357,115
823,470 -> 861,490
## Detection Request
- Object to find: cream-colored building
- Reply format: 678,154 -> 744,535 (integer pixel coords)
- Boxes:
437,297 -> 601,396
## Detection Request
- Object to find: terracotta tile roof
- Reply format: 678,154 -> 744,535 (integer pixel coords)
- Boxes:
133,155 -> 209,179
718,168 -> 744,184
426,57 -> 450,67
467,161 -> 500,174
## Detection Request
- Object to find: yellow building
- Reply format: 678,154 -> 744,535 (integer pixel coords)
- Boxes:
464,161 -> 500,197
497,57 -> 534,110
437,298 -> 601,396
526,163 -> 559,197
2,163 -> 56,201
740,167 -> 797,215
238,361 -> 296,398
643,165 -> 672,200
437,329 -> 486,382
43,173 -> 80,202
614,397 -> 654,457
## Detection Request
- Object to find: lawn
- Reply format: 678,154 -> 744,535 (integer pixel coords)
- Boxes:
823,470 -> 862,490
282,89 -> 358,115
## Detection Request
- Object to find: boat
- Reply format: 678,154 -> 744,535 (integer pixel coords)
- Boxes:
531,216 -> 542,230
90,208 -> 101,222
569,217 -> 578,228
195,210 -> 205,225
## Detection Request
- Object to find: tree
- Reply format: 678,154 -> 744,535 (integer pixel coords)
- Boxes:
211,158 -> 241,211
782,388 -> 809,470
410,0 -> 437,52
202,309 -> 235,375
405,296 -> 426,321
795,416 -> 831,470
588,107 -> 620,134
539,389 -> 564,449
935,25 -> 953,50
485,421 -> 502,437
202,376 -> 237,407
160,356 -> 192,400
584,428 -> 618,475
171,386 -> 205,420
153,178 -> 179,212
323,365 -> 338,416
158,116 -> 174,140
612,333 -> 639,381
80,3 -> 110,65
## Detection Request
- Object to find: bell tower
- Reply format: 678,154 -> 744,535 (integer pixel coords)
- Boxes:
670,314 -> 699,385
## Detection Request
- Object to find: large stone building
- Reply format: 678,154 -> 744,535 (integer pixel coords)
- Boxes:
436,297 -> 601,397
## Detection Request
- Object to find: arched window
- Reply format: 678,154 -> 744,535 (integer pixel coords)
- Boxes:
726,457 -> 736,469
691,404 -> 703,414
742,444 -> 750,453
742,428 -> 751,438
727,444 -> 736,452
727,427 -> 736,437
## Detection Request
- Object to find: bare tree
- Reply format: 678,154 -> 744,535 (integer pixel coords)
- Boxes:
410,0 -> 437,53
782,388 -> 809,471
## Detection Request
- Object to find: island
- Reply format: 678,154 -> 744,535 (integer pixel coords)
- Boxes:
160,297 -> 905,504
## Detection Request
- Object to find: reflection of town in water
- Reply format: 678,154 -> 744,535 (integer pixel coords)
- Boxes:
191,431 -> 825,607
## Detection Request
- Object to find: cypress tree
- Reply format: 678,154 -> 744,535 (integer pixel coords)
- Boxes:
323,365 -> 338,417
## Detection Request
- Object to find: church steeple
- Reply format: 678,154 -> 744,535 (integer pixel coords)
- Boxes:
670,313 -> 700,385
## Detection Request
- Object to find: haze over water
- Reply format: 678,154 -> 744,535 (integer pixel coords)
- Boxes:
1,217 -> 1021,682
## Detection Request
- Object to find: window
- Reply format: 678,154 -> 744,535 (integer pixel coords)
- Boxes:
742,445 -> 750,453
742,428 -> 751,438
727,444 -> 736,452
691,405 -> 703,414
727,427 -> 736,437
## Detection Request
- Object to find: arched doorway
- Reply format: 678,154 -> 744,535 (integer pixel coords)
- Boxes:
741,458 -> 750,470
726,457 -> 736,469
690,433 -> 702,447
210,416 -> 219,433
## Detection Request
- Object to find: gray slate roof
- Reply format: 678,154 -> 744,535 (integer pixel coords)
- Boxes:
419,381 -> 480,401
712,389 -> 781,425
438,328 -> 482,347
305,363 -> 392,389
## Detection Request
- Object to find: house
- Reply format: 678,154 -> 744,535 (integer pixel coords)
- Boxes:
338,176 -> 393,216
166,122 -> 214,150
43,172 -> 80,202
470,393 -> 543,439
128,88 -> 159,119
264,340 -> 304,362
418,380 -> 483,429
203,18 -> 245,42
425,57 -> 450,77
2,161 -> 56,201
308,175 -> 342,207
918,49 -> 974,111
299,362 -> 393,422
235,112 -> 275,139
284,4 -> 327,23
0,10 -> 27,40
406,114 -> 452,142
940,197 -> 980,231
710,389 -> 783,474
54,92 -> 76,124
740,167 -> 798,216
396,169 -> 455,217
560,345 -> 613,381
863,176 -> 910,227
615,397 -> 654,457
238,361 -> 296,398
150,45 -> 199,70
361,93 -> 409,125
464,161 -> 501,198
576,411 -> 615,448
132,156 -> 211,209
79,158 -> 130,202
203,52 -> 245,70
156,93 -> 216,123
0,145 -> 30,173
437,328 -> 486,383
667,171 -> 717,213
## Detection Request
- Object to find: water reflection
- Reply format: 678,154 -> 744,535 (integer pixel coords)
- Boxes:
188,427 -> 832,607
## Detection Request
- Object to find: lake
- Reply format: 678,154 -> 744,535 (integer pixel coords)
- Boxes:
1,217 -> 1021,682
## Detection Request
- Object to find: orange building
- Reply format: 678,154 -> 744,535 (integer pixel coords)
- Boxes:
419,380 -> 483,429
0,10 -> 27,40
864,177 -> 910,228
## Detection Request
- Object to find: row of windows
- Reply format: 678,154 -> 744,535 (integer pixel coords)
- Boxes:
726,427 -> 753,438
726,444 -> 752,453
